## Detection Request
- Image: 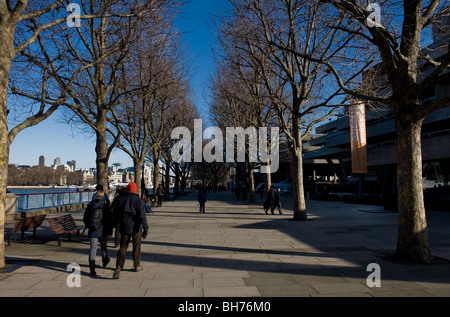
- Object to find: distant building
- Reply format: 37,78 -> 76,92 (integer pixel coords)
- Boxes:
54,157 -> 61,166
302,13 -> 450,196
122,171 -> 134,183
142,164 -> 153,189
111,163 -> 122,172
57,164 -> 72,172
67,160 -> 76,172
108,169 -> 124,184
78,168 -> 95,185
39,155 -> 46,167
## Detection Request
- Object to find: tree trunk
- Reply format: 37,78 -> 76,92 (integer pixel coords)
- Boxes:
95,109 -> 109,190
0,25 -> 15,270
248,166 -> 255,202
133,159 -> 144,196
395,113 -> 431,263
164,162 -> 170,199
291,144 -> 307,221
263,162 -> 271,196
291,108 -> 307,221
174,163 -> 180,198
153,147 -> 161,193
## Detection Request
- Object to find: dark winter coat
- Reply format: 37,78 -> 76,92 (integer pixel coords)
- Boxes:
274,190 -> 281,205
83,198 -> 113,238
198,190 -> 207,204
156,186 -> 165,196
113,192 -> 149,235
265,188 -> 276,206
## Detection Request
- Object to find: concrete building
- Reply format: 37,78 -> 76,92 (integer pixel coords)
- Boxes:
38,155 -> 46,167
67,160 -> 76,172
302,13 -> 450,208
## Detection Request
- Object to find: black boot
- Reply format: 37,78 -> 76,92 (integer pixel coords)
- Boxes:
102,256 -> 110,268
89,260 -> 96,277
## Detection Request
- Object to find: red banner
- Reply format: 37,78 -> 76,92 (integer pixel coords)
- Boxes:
349,101 -> 368,174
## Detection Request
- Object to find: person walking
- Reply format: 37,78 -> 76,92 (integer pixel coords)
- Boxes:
83,191 -> 113,277
142,193 -> 153,213
274,187 -> 283,215
111,186 -> 126,248
112,182 -> 149,279
264,185 -> 276,215
93,184 -> 111,205
198,186 -> 207,213
156,184 -> 165,207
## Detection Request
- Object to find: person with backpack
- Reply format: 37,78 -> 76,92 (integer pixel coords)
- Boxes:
112,182 -> 149,279
83,190 -> 113,277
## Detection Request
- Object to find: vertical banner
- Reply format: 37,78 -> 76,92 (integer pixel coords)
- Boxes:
349,101 -> 368,174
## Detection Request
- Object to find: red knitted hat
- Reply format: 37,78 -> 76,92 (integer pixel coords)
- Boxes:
127,182 -> 137,193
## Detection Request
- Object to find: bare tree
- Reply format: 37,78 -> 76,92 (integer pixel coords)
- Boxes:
316,0 -> 450,263
209,56 -> 278,202
218,0 -> 363,220
0,0 -> 126,270
59,1 -> 167,191
8,1 -> 167,191
109,6 -> 187,195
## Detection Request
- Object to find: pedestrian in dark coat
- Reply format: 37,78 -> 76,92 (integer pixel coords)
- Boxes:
274,188 -> 283,214
264,185 -> 276,215
156,184 -> 165,206
111,186 -> 126,248
83,191 -> 113,276
198,186 -> 207,213
113,182 -> 149,279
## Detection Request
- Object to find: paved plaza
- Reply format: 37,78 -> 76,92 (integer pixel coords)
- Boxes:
1,191 -> 450,299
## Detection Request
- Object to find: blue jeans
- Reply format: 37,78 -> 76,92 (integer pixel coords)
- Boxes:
89,236 -> 108,261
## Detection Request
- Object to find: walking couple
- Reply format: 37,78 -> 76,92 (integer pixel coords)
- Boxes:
83,182 -> 149,279
264,185 -> 283,215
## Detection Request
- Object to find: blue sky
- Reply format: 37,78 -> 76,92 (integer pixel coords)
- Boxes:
8,0 -> 222,169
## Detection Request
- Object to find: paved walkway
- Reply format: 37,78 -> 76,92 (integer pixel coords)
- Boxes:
1,191 -> 450,298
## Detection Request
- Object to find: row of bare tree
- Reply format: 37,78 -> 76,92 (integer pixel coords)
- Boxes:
0,0 -> 197,269
0,1 -> 449,270
7,165 -> 88,186
207,0 -> 450,264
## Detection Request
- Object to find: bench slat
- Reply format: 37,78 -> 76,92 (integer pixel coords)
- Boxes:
47,214 -> 84,246
5,214 -> 47,246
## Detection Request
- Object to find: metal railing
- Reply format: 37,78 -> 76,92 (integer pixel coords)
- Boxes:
15,191 -> 96,212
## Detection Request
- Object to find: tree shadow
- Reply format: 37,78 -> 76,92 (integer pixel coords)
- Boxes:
4,192 -> 450,286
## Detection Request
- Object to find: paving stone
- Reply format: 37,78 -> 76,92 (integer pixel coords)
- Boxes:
2,192 -> 450,300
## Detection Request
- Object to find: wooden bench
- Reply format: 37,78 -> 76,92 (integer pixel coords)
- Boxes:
5,214 -> 47,246
47,214 -> 84,246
